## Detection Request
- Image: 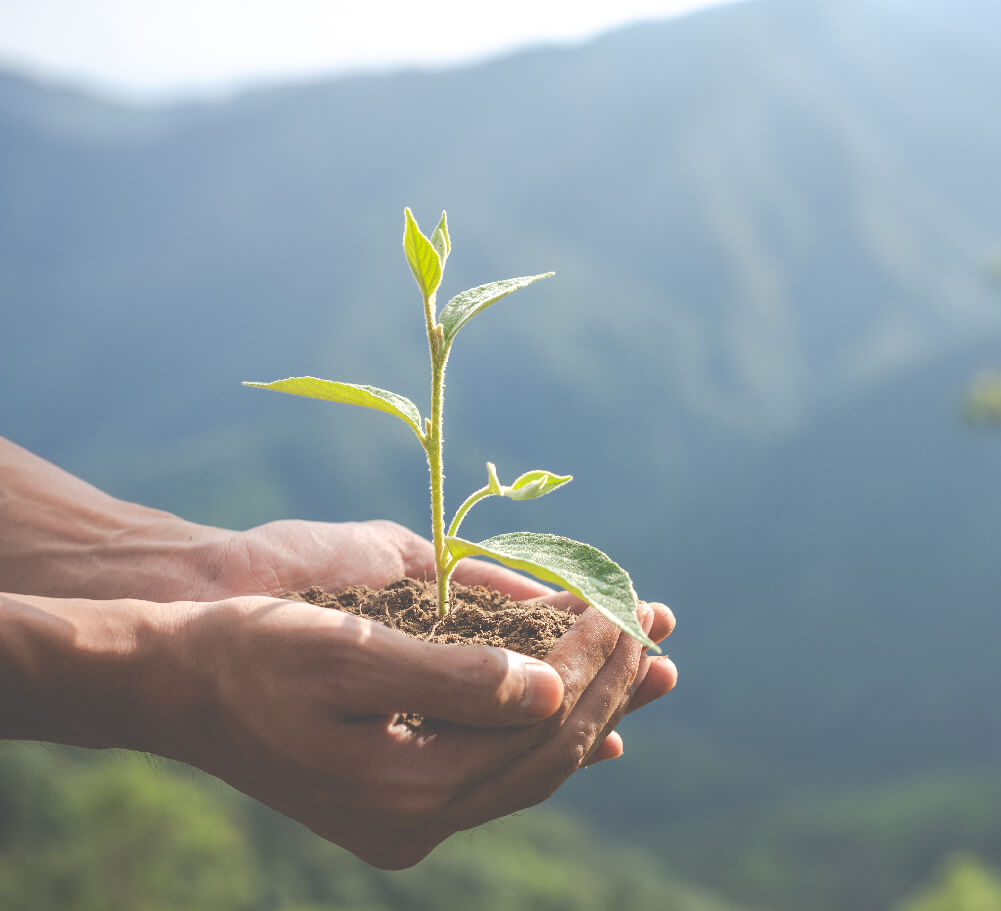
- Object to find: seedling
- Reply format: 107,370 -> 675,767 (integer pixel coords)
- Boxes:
244,209 -> 655,648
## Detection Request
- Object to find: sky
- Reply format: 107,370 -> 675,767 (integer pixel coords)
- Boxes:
0,0 -> 741,102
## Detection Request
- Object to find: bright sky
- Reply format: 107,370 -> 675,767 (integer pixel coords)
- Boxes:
0,0 -> 740,102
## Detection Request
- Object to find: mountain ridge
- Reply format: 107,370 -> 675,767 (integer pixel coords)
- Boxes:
3,3 -> 1001,908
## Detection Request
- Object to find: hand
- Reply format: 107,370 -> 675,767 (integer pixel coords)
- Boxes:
164,589 -> 658,868
1,437 -> 677,852
0,439 -> 677,724
213,518 -> 679,743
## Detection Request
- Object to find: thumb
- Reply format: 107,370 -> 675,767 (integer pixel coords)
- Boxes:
357,635 -> 565,726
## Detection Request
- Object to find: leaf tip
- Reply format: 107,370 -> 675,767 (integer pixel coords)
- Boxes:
486,461 -> 502,494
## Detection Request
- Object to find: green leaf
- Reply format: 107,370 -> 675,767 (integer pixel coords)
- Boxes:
505,467 -> 573,501
445,532 -> 654,649
431,210 -> 450,266
242,376 -> 423,439
487,462 -> 572,501
403,207 -> 443,300
438,273 -> 554,347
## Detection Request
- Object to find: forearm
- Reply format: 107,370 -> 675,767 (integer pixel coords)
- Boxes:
0,591 -> 197,752
0,437 -> 230,600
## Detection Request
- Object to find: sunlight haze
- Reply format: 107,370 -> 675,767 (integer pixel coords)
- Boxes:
0,0 -> 743,101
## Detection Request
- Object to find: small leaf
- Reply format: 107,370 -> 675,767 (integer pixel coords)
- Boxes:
438,273 -> 554,348
445,532 -> 654,649
504,468 -> 573,501
243,376 -> 423,439
403,207 -> 443,300
484,463 -> 572,501
431,211 -> 450,266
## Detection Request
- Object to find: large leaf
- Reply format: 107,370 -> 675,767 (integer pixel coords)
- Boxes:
243,376 -> 423,439
445,532 -> 654,648
403,207 -> 443,300
438,273 -> 554,347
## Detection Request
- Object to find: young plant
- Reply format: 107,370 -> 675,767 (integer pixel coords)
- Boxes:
244,208 -> 655,648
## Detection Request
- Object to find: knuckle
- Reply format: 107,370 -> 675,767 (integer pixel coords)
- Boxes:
563,728 -> 592,774
535,727 -> 594,797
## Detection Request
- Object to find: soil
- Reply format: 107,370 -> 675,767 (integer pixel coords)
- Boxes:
285,578 -> 577,729
285,577 -> 576,660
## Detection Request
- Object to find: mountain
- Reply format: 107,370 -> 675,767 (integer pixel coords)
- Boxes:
2,0 -> 999,531
627,329 -> 1001,776
2,2 -> 1001,909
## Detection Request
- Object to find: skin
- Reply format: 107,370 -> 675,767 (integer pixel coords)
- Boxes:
0,436 -> 677,868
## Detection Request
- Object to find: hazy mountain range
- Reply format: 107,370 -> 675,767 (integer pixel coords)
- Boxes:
2,1 -> 1000,908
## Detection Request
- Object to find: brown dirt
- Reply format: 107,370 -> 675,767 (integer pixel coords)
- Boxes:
285,577 -> 576,660
285,578 -> 576,729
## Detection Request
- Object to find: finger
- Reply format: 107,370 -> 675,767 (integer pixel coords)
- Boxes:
445,615 -> 647,829
543,606 -> 626,723
524,589 -> 588,615
449,559 -> 554,601
625,655 -> 678,714
397,607 -> 623,787
524,594 -> 674,648
335,619 -> 565,726
583,731 -> 624,766
581,607 -> 655,761
411,605 -> 640,790
646,601 -> 676,644
550,602 -> 654,720
615,652 -> 652,716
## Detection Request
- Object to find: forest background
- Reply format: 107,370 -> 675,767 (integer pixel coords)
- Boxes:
2,1 -> 1001,908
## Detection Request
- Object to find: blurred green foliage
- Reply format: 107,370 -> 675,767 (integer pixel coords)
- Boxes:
897,856 -> 1001,911
647,771 -> 1001,911
4,743 -> 1001,911
0,749 -> 256,911
0,745 -> 745,911
965,372 -> 1001,424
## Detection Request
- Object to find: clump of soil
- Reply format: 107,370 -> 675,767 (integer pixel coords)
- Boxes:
286,577 -> 576,660
286,578 -> 576,730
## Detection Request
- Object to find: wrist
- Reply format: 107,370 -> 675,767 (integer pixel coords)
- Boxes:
88,512 -> 235,603
0,593 -> 201,754
0,437 -> 232,600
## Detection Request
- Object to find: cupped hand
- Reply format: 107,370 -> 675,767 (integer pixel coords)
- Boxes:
166,590 -> 654,868
223,518 -> 679,727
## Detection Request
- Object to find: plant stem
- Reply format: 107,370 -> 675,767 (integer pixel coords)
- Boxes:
429,355 -> 449,617
447,485 -> 491,539
422,289 -> 450,618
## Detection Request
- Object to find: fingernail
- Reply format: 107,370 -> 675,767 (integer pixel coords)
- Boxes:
520,661 -> 563,719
